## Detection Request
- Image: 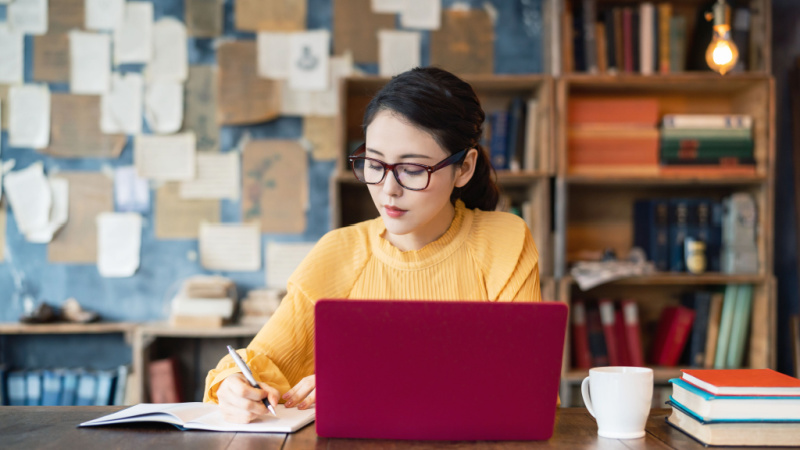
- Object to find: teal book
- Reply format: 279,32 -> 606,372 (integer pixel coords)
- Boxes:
41,370 -> 62,406
661,128 -> 752,140
726,284 -> 753,369
669,378 -> 800,421
60,369 -> 79,406
7,371 -> 26,406
713,284 -> 739,369
94,369 -> 117,406
25,370 -> 42,406
113,365 -> 129,406
76,371 -> 98,406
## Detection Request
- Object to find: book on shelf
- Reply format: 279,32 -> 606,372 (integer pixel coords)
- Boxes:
662,114 -> 753,130
489,110 -> 509,170
0,365 -> 6,406
651,305 -> 695,366
726,284 -> 753,369
523,98 -> 539,171
76,371 -> 98,406
95,369 -> 118,406
621,300 -> 644,367
612,306 -> 631,366
586,303 -> 609,367
681,368 -> 800,396
669,377 -> 800,421
633,198 -> 669,272
667,198 -> 689,272
149,357 -> 182,404
571,299 -> 592,369
680,291 -> 712,368
714,284 -> 739,369
598,299 -> 621,366
7,371 -> 25,406
506,96 -> 527,172
41,370 -> 62,406
25,370 -> 42,406
638,2 -> 654,75
703,292 -> 724,369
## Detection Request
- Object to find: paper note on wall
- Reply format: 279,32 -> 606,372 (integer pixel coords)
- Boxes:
288,30 -> 330,92
378,30 -> 421,77
184,66 -> 219,152
199,222 -> 261,271
180,152 -> 240,200
281,82 -> 313,116
155,182 -> 220,239
114,1 -> 153,64
9,0 -> 48,35
144,81 -> 183,134
48,0 -> 83,33
311,53 -> 354,117
26,177 -> 69,243
2,162 -> 51,239
146,18 -> 188,83
242,140 -> 307,233
48,172 -> 113,263
70,31 -> 111,94
0,203 -> 6,262
85,0 -> 124,31
257,32 -> 292,79
33,34 -> 69,82
101,72 -> 143,135
431,9 -> 494,74
44,93 -> 126,158
334,0 -> 395,64
9,84 -> 50,149
400,0 -> 441,30
114,166 -> 150,213
371,0 -> 404,13
265,241 -> 315,290
185,0 -> 223,37
217,41 -> 281,125
0,26 -> 24,84
97,212 -> 142,277
135,133 -> 196,181
0,87 -> 6,130
303,117 -> 338,161
235,0 -> 306,32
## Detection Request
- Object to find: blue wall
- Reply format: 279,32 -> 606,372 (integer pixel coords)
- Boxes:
0,0 -> 544,368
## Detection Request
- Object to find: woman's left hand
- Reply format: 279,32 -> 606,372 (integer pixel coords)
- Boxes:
283,374 -> 316,410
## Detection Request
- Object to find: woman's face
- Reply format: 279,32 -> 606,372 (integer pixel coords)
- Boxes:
364,110 -> 475,251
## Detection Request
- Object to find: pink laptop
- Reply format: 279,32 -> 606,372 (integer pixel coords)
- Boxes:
314,299 -> 568,441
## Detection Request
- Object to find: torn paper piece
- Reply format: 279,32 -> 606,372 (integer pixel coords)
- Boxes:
216,41 -> 281,125
33,33 -> 69,83
69,31 -> 111,94
401,0 -> 441,30
114,166 -> 150,213
184,66 -> 219,152
303,117 -> 338,160
200,222 -> 261,271
235,0 -> 306,32
372,0 -> 405,13
144,81 -> 183,134
334,0 -> 395,64
179,152 -> 240,200
155,182 -> 219,239
311,52 -> 354,117
0,26 -> 24,84
186,0 -> 223,38
2,162 -> 51,238
85,0 -> 124,31
26,177 -> 69,243
48,0 -> 84,33
101,72 -> 143,134
257,31 -> 292,79
135,133 -> 196,181
9,84 -> 50,149
265,241 -> 315,290
9,0 -> 48,35
146,18 -> 188,83
378,30 -> 421,77
288,30 -> 330,92
45,93 -> 125,158
97,212 -> 142,277
114,1 -> 153,64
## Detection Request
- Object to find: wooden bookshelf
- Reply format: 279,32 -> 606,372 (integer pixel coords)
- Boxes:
0,322 -> 137,336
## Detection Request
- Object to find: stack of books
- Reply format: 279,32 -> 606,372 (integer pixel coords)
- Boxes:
239,288 -> 284,326
170,276 -> 237,328
659,114 -> 756,176
667,368 -> 800,446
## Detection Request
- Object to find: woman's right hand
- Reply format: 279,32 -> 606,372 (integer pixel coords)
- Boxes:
217,373 -> 281,423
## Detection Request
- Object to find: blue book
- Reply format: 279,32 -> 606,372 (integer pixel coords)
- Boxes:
76,371 -> 97,406
94,369 -> 117,406
25,371 -> 42,406
7,371 -> 26,406
113,365 -> 129,406
41,370 -> 62,406
60,369 -> 79,406
668,198 -> 690,271
0,364 -> 7,406
681,291 -> 712,367
489,110 -> 509,170
707,200 -> 724,272
633,199 -> 669,271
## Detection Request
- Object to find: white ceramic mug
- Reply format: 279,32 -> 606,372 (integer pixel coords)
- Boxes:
581,366 -> 654,439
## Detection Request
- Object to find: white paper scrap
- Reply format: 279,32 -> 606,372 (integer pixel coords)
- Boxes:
288,30 -> 330,92
179,152 -> 240,200
280,82 -> 313,116
200,223 -> 261,272
70,31 -> 111,95
144,81 -> 183,134
2,162 -> 51,237
0,26 -> 24,84
97,212 -> 142,277
101,72 -> 143,134
265,241 -> 315,290
26,177 -> 69,243
378,30 -> 421,77
114,166 -> 150,213
114,1 -> 153,64
372,0 -> 405,13
146,18 -> 188,83
86,0 -> 125,31
257,31 -> 292,80
9,0 -> 48,35
400,0 -> 441,30
312,53 -> 354,117
9,84 -> 50,149
134,133 -> 196,181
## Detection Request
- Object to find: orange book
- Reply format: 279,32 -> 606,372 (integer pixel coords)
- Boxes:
681,368 -> 800,396
567,97 -> 660,126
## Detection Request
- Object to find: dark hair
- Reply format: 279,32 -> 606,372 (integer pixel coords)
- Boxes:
362,67 -> 499,211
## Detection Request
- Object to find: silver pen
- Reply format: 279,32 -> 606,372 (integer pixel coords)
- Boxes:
226,345 -> 278,417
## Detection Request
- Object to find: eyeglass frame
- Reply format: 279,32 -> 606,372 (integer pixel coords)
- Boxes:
347,143 -> 470,191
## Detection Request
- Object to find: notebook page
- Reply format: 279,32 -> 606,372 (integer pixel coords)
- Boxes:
186,404 -> 316,433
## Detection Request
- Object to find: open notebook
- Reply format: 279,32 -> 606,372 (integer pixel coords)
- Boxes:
79,403 -> 315,433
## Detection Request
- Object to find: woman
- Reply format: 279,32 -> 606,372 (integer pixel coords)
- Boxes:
204,67 -> 541,423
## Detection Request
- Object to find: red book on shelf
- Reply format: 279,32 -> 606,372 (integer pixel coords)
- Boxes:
567,98 -> 659,126
571,300 -> 592,369
681,369 -> 800,396
613,307 -> 631,366
621,300 -> 645,367
651,306 -> 695,366
148,357 -> 182,403
598,299 -> 621,365
622,7 -> 634,73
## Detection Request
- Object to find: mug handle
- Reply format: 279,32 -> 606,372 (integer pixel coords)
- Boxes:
581,376 -> 596,418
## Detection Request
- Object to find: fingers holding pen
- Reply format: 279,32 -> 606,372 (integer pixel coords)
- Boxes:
283,375 -> 316,409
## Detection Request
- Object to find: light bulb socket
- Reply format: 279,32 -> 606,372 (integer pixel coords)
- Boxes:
712,0 -> 730,27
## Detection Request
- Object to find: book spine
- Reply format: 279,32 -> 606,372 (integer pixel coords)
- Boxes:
599,299 -> 621,365
613,307 -> 631,366
726,284 -> 753,369
658,2 -> 671,73
41,370 -> 62,406
684,291 -> 712,368
639,2 -> 654,75
571,300 -> 593,369
704,292 -> 725,368
622,300 -> 645,366
659,306 -> 696,366
714,284 -> 739,369
668,198 -> 690,272
60,370 -> 79,406
7,371 -> 26,406
507,96 -> 526,171
668,16 -> 686,72
583,0 -> 597,73
25,370 -> 42,406
604,8 -> 617,71
76,372 -> 98,406
660,157 -> 756,166
586,304 -> 609,367
622,7 -> 634,73
489,110 -> 510,170
662,114 -> 754,129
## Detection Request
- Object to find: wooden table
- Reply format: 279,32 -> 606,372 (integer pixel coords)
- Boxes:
0,406 -> 739,449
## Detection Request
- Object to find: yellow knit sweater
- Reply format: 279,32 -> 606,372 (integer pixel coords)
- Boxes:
203,201 -> 541,403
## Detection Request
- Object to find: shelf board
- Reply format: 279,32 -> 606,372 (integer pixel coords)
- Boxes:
564,173 -> 766,186
563,273 -> 767,286
136,322 -> 264,338
563,367 -> 686,384
0,322 -> 137,335
562,72 -> 771,93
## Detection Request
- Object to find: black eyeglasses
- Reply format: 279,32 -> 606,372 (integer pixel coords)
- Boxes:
348,144 -> 468,191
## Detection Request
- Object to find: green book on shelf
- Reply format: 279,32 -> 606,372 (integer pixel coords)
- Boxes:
726,284 -> 753,369
713,284 -> 739,369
